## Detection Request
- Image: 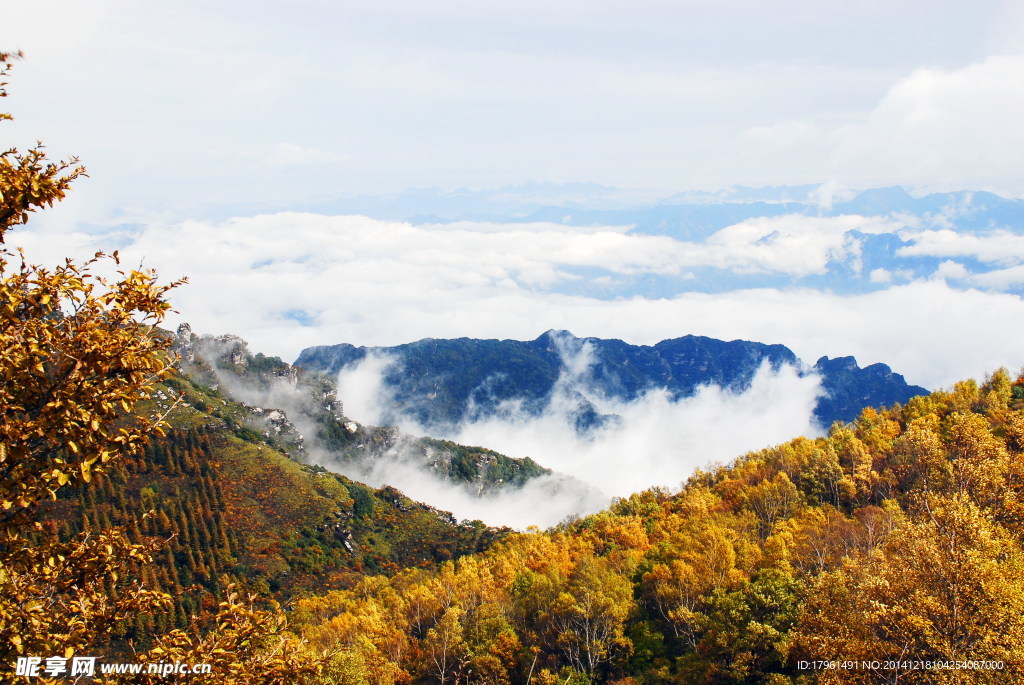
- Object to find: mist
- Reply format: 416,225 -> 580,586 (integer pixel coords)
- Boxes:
186,337 -> 610,529
334,336 -> 824,528
328,456 -> 609,531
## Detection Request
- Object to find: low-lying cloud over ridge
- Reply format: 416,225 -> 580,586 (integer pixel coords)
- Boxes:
331,337 -> 823,527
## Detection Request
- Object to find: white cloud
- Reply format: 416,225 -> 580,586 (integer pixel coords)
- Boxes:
335,353 -> 394,426
45,212 -> 892,300
869,267 -> 892,284
330,454 -> 609,531
430,363 -> 823,504
266,142 -> 348,167
702,214 -> 894,275
966,265 -> 1024,290
899,228 -> 1024,265
834,55 -> 1024,195
933,260 -> 971,281
811,180 -> 857,210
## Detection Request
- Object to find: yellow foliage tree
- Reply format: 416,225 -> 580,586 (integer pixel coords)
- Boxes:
794,495 -> 1024,684
0,54 -> 323,684
0,51 -> 182,670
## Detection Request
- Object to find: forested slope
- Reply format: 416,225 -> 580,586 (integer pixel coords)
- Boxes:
29,372 -> 511,657
289,370 -> 1024,684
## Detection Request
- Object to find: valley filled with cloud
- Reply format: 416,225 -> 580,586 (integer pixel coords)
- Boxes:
330,345 -> 823,528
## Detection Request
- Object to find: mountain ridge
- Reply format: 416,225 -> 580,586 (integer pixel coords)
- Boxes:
172,325 -> 554,497
294,330 -> 928,430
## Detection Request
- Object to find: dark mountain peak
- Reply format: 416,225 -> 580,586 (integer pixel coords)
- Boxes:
815,355 -> 906,380
294,342 -> 366,372
815,355 -> 859,371
814,355 -> 927,427
535,329 -> 576,343
654,335 -> 799,367
862,362 -> 896,376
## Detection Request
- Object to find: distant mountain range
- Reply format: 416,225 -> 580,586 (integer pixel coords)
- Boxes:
295,331 -> 928,430
306,182 -> 1024,231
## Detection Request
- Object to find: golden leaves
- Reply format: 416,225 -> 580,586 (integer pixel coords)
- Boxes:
1,528 -> 173,664
0,60 -> 329,685
0,249 -> 185,523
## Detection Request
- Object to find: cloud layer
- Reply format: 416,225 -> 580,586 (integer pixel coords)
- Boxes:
12,210 -> 1024,392
13,202 -> 1024,527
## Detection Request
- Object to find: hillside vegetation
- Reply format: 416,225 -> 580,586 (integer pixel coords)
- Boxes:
174,327 -> 550,494
288,370 -> 1024,684
31,372 -> 512,647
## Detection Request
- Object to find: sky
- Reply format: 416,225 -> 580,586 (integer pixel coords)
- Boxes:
3,0 -> 1024,220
